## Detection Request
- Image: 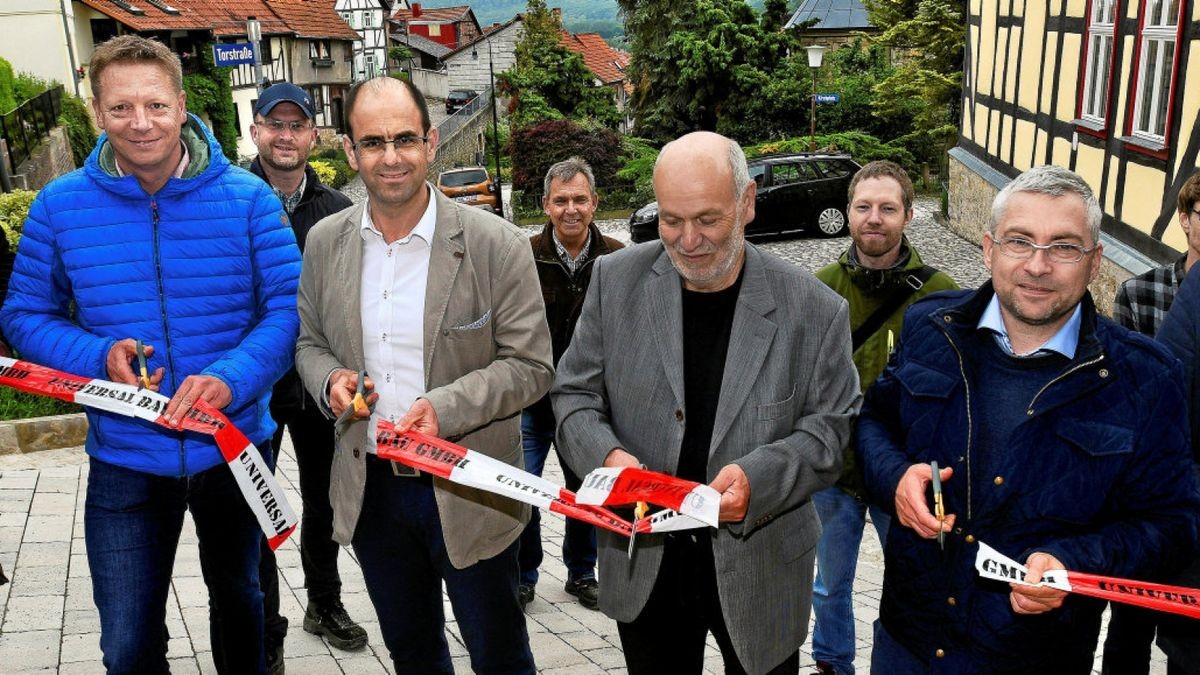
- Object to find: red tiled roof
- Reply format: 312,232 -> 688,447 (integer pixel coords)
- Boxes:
559,31 -> 631,94
392,5 -> 473,24
75,0 -> 355,40
267,0 -> 359,40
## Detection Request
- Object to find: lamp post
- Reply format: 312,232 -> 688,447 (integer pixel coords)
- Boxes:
473,37 -> 504,218
806,44 -> 826,152
247,16 -> 265,94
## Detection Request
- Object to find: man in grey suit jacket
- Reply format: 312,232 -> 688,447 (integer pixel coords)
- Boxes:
294,77 -> 552,674
553,131 -> 861,675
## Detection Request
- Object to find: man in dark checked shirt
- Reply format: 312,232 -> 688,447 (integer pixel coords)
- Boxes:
1112,171 -> 1200,337
1104,170 -> 1200,674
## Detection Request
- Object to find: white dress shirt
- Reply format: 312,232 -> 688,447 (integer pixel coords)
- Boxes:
359,187 -> 437,453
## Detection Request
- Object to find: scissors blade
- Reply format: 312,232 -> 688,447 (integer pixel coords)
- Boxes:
135,339 -> 150,389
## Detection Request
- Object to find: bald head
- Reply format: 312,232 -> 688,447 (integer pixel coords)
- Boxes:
654,131 -> 751,202
344,75 -> 431,140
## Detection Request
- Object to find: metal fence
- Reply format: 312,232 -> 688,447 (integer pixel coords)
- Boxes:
1,86 -> 63,175
437,86 -> 493,140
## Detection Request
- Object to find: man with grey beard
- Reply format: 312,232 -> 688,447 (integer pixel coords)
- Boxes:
552,131 -> 860,674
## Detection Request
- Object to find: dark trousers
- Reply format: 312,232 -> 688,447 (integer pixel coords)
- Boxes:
259,403 -> 341,651
517,410 -> 597,586
352,454 -> 535,674
617,532 -> 800,675
86,455 -> 266,675
1101,603 -> 1157,675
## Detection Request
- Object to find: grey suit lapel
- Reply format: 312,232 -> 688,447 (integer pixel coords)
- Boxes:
423,189 -> 465,384
648,250 -> 686,408
710,245 -> 776,453
338,202 -> 367,370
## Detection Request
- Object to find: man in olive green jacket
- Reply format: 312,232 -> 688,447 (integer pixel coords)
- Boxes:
810,161 -> 958,675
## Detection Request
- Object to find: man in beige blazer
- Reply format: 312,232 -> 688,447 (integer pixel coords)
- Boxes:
294,77 -> 552,674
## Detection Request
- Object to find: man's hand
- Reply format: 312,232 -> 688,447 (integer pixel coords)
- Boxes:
603,447 -> 641,469
328,369 -> 377,420
396,398 -> 439,436
1011,552 -> 1068,615
106,339 -> 164,389
711,463 -> 751,523
895,463 -> 956,538
0,340 -> 11,359
165,375 -> 232,427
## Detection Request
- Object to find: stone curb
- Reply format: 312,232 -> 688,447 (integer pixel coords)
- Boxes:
0,412 -> 87,455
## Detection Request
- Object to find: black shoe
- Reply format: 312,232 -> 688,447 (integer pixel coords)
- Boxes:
564,577 -> 600,610
266,643 -> 284,675
518,583 -> 535,609
302,600 -> 368,651
812,661 -> 837,675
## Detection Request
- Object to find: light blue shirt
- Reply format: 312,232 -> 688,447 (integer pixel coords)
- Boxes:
977,293 -> 1082,359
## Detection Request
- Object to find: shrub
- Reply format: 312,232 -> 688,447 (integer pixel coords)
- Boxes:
0,189 -> 37,249
310,147 -> 356,189
508,119 -> 622,197
12,72 -> 51,102
0,57 -> 15,114
59,94 -> 98,168
308,159 -> 336,185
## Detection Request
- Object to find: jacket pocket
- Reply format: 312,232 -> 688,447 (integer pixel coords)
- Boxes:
756,384 -> 798,420
1038,422 -> 1134,523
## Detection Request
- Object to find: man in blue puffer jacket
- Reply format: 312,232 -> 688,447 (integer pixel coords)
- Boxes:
0,36 -> 300,674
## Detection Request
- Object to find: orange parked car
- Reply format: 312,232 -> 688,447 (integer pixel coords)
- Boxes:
436,166 -> 499,213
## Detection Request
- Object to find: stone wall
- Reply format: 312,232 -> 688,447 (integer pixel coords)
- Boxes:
5,127 -> 76,191
948,151 -> 1133,316
429,105 -> 489,176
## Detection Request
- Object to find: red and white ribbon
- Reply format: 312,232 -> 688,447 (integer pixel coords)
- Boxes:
976,541 -> 1200,619
0,357 -> 297,550
374,426 -> 715,538
576,466 -> 721,528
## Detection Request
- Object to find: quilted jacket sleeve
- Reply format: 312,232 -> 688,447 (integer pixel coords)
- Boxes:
0,190 -> 116,377
201,183 -> 301,410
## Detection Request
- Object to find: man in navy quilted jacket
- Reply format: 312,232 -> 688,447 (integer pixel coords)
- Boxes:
0,35 -> 300,674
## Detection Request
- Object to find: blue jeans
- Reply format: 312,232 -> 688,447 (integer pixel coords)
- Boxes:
812,487 -> 891,675
353,454 -> 535,674
516,410 -> 597,586
85,453 -> 266,674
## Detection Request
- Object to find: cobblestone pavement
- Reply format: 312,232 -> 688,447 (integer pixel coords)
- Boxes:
0,198 -> 1163,673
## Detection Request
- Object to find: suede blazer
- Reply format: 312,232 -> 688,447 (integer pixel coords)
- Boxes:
552,241 -> 861,675
295,188 -> 553,569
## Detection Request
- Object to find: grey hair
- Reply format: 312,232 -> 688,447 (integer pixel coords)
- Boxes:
990,165 -> 1103,244
543,156 -> 595,196
654,134 -> 752,200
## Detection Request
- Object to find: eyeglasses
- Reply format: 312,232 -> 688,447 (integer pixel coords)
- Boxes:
993,236 -> 1097,264
256,119 -> 312,133
351,135 -> 428,156
102,103 -> 176,120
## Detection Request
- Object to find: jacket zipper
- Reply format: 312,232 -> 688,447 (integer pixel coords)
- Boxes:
937,320 -> 974,520
1026,354 -> 1105,416
151,199 -> 185,476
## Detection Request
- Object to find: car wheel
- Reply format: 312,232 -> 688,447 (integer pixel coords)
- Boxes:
815,206 -> 848,237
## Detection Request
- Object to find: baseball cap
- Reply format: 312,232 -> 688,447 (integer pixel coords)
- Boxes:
255,82 -> 315,119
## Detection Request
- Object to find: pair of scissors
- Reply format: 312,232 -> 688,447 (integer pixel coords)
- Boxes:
135,339 -> 151,390
931,460 -> 945,550
335,369 -> 371,426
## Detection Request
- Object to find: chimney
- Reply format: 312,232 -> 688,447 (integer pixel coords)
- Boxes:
552,7 -> 562,21
412,3 -> 422,18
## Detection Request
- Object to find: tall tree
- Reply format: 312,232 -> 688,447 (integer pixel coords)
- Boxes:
499,0 -> 621,129
617,0 -> 800,142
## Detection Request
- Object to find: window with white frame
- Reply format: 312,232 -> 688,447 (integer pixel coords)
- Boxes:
1131,0 -> 1181,142
365,53 -> 376,78
364,12 -> 373,28
1081,0 -> 1116,124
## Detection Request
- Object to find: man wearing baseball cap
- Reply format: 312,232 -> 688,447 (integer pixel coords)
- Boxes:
249,82 -> 363,672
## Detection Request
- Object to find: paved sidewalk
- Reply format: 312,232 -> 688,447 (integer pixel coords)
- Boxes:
0,439 -> 875,674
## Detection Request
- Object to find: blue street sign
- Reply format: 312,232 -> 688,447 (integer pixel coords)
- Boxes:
212,43 -> 257,67
815,93 -> 840,104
